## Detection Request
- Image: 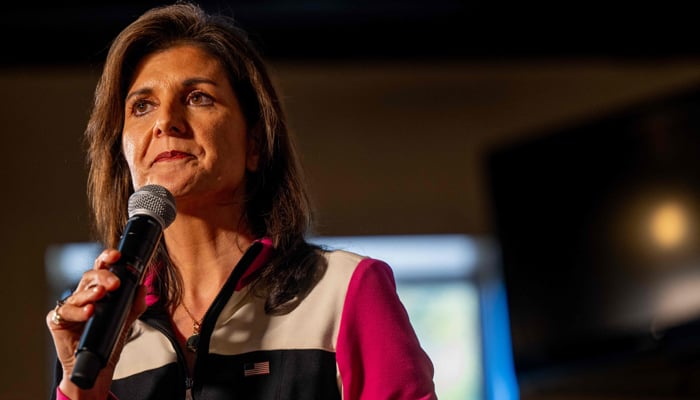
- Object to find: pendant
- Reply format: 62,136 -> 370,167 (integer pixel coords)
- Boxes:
186,333 -> 200,353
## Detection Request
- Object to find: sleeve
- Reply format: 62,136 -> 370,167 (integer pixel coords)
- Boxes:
336,258 -> 438,400
56,387 -> 119,400
55,388 -> 68,400
51,335 -> 120,400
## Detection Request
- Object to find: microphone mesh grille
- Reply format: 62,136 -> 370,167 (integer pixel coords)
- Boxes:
127,184 -> 177,228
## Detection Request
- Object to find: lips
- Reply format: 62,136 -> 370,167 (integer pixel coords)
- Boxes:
154,150 -> 192,163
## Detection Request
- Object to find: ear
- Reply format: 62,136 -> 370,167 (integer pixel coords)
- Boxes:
245,125 -> 261,172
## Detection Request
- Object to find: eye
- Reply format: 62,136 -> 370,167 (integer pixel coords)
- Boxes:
188,91 -> 214,106
131,99 -> 154,117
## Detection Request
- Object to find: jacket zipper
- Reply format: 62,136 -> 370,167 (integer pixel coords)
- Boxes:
146,317 -> 193,399
141,242 -> 263,399
185,377 -> 194,400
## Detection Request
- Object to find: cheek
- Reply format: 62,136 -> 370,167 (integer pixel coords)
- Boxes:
209,121 -> 248,162
121,135 -> 138,171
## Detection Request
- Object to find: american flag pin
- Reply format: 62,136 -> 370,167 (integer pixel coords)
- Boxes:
244,361 -> 270,377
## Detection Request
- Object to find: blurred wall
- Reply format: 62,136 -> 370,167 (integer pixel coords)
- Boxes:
2,59 -> 700,399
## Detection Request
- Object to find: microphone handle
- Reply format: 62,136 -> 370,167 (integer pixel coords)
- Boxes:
70,215 -> 163,389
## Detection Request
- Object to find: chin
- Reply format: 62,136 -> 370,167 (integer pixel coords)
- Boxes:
135,179 -> 184,195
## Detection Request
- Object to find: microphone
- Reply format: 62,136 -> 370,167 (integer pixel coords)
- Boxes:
70,184 -> 176,389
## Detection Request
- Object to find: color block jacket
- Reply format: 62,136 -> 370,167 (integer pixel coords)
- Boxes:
52,238 -> 437,399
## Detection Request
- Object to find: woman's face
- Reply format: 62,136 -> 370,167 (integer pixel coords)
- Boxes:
122,44 -> 258,208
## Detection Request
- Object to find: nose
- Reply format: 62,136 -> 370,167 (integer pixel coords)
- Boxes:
153,103 -> 186,137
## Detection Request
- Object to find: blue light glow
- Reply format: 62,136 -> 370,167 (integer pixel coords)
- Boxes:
310,234 -> 480,279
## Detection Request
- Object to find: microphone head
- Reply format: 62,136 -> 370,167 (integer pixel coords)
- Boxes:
128,184 -> 177,229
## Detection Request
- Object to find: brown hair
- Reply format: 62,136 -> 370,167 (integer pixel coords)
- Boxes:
85,1 -> 324,314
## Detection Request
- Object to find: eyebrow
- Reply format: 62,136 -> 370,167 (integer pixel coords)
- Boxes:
183,77 -> 218,87
125,77 -> 219,102
125,87 -> 152,102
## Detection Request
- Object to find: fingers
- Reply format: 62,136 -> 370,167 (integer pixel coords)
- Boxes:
46,301 -> 74,331
76,249 -> 123,297
47,246 -> 148,395
93,249 -> 121,271
47,249 -> 123,331
47,287 -> 100,331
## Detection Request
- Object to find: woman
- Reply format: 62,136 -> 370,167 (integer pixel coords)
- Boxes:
46,2 -> 437,399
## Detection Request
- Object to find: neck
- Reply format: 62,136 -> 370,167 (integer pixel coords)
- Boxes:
163,207 -> 256,312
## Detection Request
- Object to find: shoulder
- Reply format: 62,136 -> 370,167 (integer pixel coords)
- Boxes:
322,248 -> 391,272
323,248 -> 364,268
320,249 -> 395,289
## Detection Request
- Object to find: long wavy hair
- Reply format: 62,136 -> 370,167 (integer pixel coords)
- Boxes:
85,1 -> 325,314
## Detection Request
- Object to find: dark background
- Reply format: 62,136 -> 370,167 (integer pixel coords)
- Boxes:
3,0 -> 700,67
487,85 -> 700,398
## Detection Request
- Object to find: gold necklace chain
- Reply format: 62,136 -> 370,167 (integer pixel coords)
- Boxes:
180,302 -> 203,334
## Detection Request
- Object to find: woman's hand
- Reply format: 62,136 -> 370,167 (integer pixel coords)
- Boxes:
46,248 -> 148,399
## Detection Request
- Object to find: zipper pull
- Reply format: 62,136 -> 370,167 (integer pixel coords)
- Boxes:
185,377 -> 194,400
